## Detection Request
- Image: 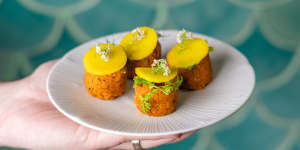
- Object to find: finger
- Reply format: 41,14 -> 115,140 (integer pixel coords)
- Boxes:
109,134 -> 182,150
122,134 -> 180,143
81,131 -> 180,150
169,130 -> 197,144
110,137 -> 176,150
31,60 -> 58,91
27,60 -> 58,101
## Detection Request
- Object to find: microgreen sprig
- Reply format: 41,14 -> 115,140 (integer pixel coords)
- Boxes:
95,42 -> 111,62
177,29 -> 192,44
176,29 -> 193,54
133,76 -> 183,113
209,46 -> 215,52
132,28 -> 145,41
151,59 -> 171,76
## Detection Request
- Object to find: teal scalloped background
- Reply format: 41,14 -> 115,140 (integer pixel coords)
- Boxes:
0,0 -> 299,150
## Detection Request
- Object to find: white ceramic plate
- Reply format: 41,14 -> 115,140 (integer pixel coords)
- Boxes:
47,30 -> 255,136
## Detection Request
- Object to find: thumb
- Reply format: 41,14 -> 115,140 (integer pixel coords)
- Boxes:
27,60 -> 58,101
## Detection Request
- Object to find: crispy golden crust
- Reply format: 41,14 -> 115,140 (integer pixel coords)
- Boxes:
84,68 -> 127,100
134,78 -> 178,117
127,42 -> 161,79
179,54 -> 213,90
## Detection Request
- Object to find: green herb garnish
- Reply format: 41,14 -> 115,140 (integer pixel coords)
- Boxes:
151,59 -> 171,76
133,76 -> 183,112
161,76 -> 183,94
153,64 -> 165,74
133,77 -> 155,89
140,96 -> 151,113
139,89 -> 157,113
176,29 -> 192,54
209,46 -> 215,52
177,29 -> 192,43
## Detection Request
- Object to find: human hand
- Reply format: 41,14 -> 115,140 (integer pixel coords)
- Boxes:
0,60 -> 196,150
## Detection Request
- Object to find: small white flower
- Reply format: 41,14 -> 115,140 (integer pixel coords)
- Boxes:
163,66 -> 171,76
151,59 -> 158,67
152,59 -> 171,76
96,44 -> 101,53
95,43 -> 111,62
131,27 -> 145,41
101,54 -> 109,62
177,29 -> 192,43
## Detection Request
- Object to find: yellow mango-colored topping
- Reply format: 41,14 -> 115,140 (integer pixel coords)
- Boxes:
120,26 -> 158,60
167,38 -> 209,68
135,67 -> 177,83
83,44 -> 127,76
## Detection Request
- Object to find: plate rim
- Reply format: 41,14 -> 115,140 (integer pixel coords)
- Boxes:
47,30 -> 256,136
